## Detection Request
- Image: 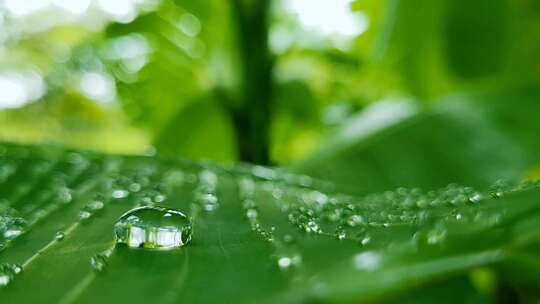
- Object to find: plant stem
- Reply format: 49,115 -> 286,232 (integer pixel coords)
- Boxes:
229,0 -> 273,165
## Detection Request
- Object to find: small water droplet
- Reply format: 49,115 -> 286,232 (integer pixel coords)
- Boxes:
112,189 -> 129,199
427,225 -> 447,245
90,254 -> 108,272
326,209 -> 342,222
416,199 -> 429,208
283,234 -> 295,243
360,235 -> 371,246
304,220 -> 321,234
115,206 -> 192,250
128,183 -> 141,193
252,166 -> 277,180
468,193 -> 482,204
163,170 -> 185,186
3,228 -> 22,239
491,191 -> 504,199
0,263 -> 22,287
199,169 -> 218,185
55,231 -> 65,241
277,254 -> 301,270
246,209 -> 258,220
86,200 -> 104,211
0,210 -> 27,241
353,251 -> 381,272
347,215 -> 363,227
154,194 -> 166,203
196,191 -> 218,212
78,211 -> 91,221
57,187 -> 73,204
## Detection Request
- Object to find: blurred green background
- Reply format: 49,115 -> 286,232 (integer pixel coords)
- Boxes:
0,0 -> 539,167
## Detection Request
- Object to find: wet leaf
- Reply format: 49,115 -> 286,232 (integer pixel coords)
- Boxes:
0,143 -> 539,303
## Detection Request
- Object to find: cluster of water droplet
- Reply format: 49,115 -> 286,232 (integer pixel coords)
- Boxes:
0,207 -> 27,251
77,161 -> 170,224
79,194 -> 106,221
257,178 -> 540,252
239,178 -> 273,242
90,253 -> 108,272
230,163 -> 333,192
195,170 -> 219,212
239,178 -> 303,271
0,263 -> 22,287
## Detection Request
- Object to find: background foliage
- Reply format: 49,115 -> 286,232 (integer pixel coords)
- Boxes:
0,0 -> 538,166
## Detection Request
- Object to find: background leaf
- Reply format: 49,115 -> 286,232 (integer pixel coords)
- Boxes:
153,95 -> 237,162
294,100 -> 529,195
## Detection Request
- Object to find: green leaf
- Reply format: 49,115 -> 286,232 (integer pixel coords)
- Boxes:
104,0 -> 238,141
442,0 -> 514,79
295,101 -> 529,196
1,143 -> 540,303
371,0 -> 449,98
444,85 -> 540,164
153,95 -> 237,162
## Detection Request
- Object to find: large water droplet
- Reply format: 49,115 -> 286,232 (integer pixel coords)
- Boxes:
114,206 -> 192,250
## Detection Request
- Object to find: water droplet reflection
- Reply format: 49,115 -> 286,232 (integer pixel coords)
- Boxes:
114,206 -> 192,250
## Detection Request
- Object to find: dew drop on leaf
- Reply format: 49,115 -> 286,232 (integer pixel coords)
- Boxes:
114,206 -> 192,250
347,215 -> 363,227
304,220 -> 321,234
128,183 -> 141,193
468,192 -> 483,204
154,194 -> 166,203
360,235 -> 371,246
57,187 -> 73,204
0,263 -> 22,287
353,251 -> 381,272
427,225 -> 448,245
112,189 -> 129,199
277,255 -> 302,270
0,209 -> 27,241
336,229 -> 347,240
78,210 -> 92,221
90,254 -> 108,272
54,231 -> 65,241
246,209 -> 258,220
491,191 -> 504,199
283,234 -> 294,243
